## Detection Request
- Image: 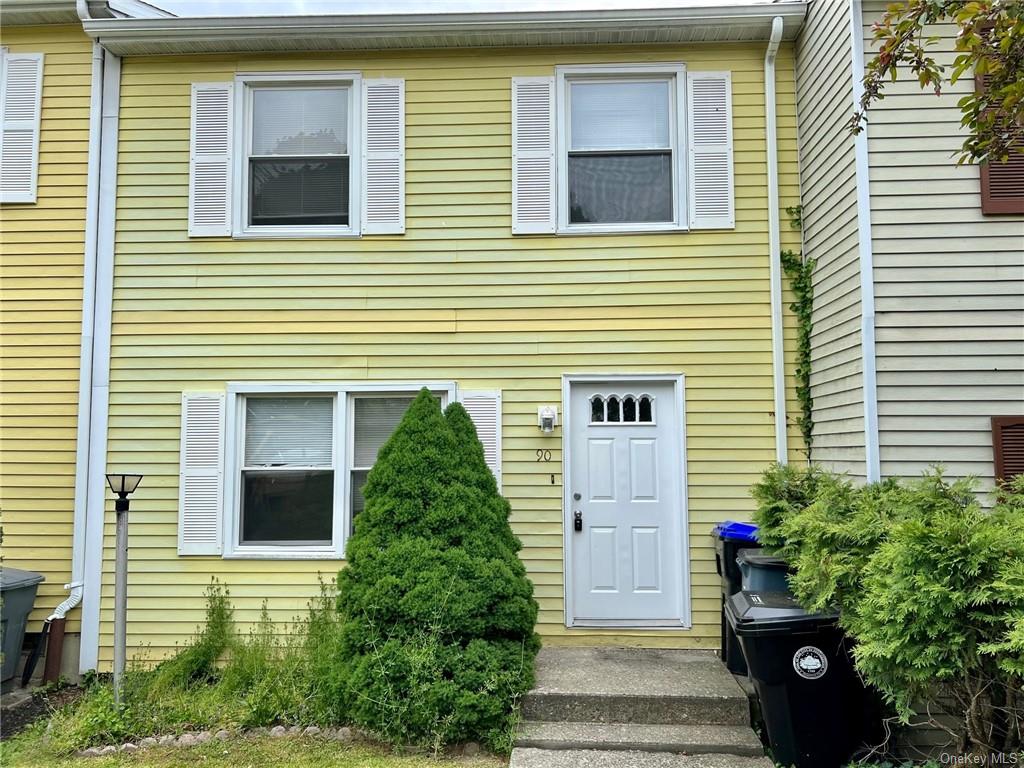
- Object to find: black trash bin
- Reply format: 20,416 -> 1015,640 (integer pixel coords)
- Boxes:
737,549 -> 791,593
725,590 -> 881,768
1,567 -> 45,682
712,520 -> 760,675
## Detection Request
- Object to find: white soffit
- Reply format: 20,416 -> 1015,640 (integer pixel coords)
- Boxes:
81,3 -> 807,55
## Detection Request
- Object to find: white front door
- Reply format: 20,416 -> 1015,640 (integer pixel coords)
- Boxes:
566,378 -> 687,626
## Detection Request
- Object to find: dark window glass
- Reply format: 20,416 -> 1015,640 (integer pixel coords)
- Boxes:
350,469 -> 369,532
591,397 -> 605,422
568,152 -> 672,224
606,396 -> 621,422
241,470 -> 333,544
623,396 -> 637,422
250,157 -> 349,226
639,396 -> 653,422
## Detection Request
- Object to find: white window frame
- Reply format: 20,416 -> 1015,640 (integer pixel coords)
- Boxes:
232,71 -> 362,239
223,381 -> 455,559
555,63 -> 688,235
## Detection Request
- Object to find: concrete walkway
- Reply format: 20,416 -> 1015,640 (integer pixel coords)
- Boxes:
511,647 -> 773,768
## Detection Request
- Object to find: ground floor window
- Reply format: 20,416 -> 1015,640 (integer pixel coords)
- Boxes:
225,382 -> 454,558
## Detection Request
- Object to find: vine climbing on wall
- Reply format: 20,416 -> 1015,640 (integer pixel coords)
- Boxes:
781,204 -> 815,459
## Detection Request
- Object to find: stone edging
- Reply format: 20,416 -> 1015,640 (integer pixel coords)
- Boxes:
74,725 -> 352,757
73,726 -> 483,758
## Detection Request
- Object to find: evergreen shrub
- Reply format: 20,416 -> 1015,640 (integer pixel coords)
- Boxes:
751,464 -> 1024,753
336,389 -> 539,751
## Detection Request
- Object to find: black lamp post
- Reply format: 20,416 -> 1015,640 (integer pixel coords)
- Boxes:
106,473 -> 142,705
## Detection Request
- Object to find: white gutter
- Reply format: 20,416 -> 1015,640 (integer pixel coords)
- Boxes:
80,3 -> 807,55
48,40 -> 104,627
765,15 -> 788,464
75,0 -> 122,673
849,0 -> 880,482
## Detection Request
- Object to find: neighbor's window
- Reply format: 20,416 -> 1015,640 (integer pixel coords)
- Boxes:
243,78 -> 354,233
240,396 -> 335,545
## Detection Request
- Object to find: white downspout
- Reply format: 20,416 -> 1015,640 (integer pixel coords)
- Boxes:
765,16 -> 788,463
850,0 -> 881,482
78,48 -> 120,673
76,0 -> 122,673
48,41 -> 104,626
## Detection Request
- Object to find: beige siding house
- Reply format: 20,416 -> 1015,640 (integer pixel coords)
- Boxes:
795,0 -> 866,479
796,0 -> 1024,490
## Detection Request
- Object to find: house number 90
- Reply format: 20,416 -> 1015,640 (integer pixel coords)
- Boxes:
536,449 -> 552,462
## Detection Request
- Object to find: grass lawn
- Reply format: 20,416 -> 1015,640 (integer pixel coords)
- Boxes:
1,731 -> 508,768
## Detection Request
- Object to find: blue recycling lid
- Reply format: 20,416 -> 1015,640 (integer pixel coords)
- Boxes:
712,520 -> 759,544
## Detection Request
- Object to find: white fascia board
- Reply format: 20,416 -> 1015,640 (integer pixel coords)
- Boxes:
0,0 -> 79,24
81,3 -> 807,55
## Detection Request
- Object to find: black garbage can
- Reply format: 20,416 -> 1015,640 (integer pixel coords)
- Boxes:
1,567 -> 45,682
725,590 -> 881,768
737,549 -> 791,593
712,520 -> 760,675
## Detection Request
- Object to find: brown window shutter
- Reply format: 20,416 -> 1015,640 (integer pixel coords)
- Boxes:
992,416 -> 1024,483
981,152 -> 1024,214
976,76 -> 1024,214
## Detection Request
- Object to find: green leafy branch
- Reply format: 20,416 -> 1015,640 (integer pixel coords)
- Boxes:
781,249 -> 815,458
849,0 -> 1024,164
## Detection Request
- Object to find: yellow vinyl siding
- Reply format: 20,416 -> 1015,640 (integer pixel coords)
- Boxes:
0,25 -> 92,632
100,43 -> 802,665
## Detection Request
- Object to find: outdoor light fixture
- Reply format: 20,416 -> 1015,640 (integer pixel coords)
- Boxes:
538,406 -> 558,434
106,473 -> 143,501
106,472 -> 142,705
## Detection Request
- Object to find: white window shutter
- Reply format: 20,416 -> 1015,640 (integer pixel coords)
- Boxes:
687,71 -> 734,229
178,392 -> 225,555
189,83 -> 233,237
511,76 -> 555,234
1,52 -> 44,204
459,390 -> 503,490
362,78 -> 405,235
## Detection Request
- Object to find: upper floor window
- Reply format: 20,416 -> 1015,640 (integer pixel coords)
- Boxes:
238,74 -> 358,237
565,76 -> 677,227
511,64 -> 733,235
188,73 -> 405,238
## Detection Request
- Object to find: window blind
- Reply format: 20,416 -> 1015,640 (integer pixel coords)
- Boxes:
353,396 -> 414,467
244,397 -> 333,467
569,80 -> 670,151
252,88 -> 347,156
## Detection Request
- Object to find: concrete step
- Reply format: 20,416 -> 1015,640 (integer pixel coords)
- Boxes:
515,721 -> 765,756
509,747 -> 776,768
521,691 -> 750,726
523,648 -> 751,726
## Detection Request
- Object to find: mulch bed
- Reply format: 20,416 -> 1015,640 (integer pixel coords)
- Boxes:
1,686 -> 83,741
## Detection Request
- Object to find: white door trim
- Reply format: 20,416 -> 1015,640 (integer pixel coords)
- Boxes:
561,373 -> 691,630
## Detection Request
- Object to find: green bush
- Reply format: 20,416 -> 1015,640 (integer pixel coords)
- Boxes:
751,464 -> 1024,754
781,475 -> 907,615
43,579 -> 345,754
848,473 -> 1024,753
751,462 -> 828,558
147,580 -> 233,694
337,389 -> 539,751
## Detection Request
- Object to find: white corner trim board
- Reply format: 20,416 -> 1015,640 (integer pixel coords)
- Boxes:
849,0 -> 881,482
764,16 -> 788,464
